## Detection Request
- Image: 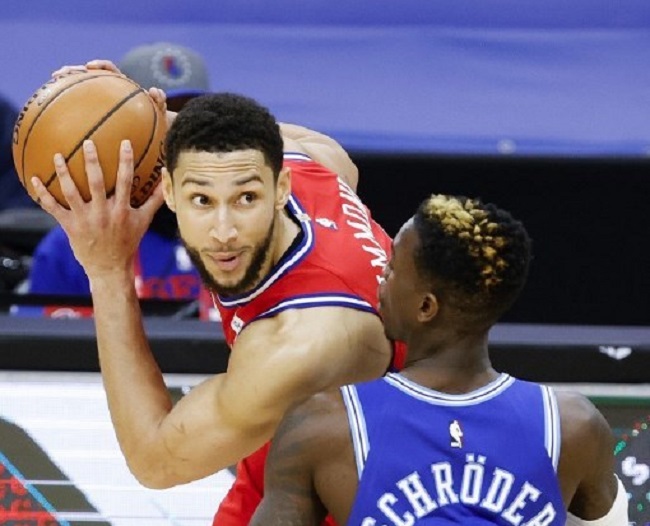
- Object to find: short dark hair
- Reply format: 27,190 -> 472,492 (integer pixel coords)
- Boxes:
413,194 -> 532,324
165,93 -> 284,177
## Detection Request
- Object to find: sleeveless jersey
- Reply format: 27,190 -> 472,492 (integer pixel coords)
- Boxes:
213,152 -> 392,344
213,153 -> 401,526
342,373 -> 566,526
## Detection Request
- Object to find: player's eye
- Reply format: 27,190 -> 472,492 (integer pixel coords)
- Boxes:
238,192 -> 256,205
191,194 -> 210,207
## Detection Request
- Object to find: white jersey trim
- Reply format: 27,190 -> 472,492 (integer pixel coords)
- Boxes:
283,152 -> 312,162
384,372 -> 515,407
541,385 -> 561,471
341,385 -> 369,479
218,194 -> 314,307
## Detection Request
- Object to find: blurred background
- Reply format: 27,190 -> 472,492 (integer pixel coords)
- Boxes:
0,1 -> 649,524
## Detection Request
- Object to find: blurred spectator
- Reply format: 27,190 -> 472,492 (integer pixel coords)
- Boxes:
0,94 -> 37,211
0,94 -> 48,295
119,42 -> 210,112
15,42 -> 211,318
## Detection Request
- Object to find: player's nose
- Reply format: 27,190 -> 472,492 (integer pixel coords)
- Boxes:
209,207 -> 238,244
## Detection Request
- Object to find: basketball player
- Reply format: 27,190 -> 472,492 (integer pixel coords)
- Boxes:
249,194 -> 628,525
32,70 -> 399,525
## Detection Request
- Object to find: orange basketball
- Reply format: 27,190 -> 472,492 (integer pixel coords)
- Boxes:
12,69 -> 166,208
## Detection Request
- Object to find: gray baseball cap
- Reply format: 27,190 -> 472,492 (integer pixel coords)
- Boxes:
119,42 -> 210,100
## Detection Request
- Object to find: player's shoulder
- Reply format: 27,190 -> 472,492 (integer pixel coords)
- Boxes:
247,305 -> 376,338
555,389 -> 608,434
554,388 -> 614,460
273,389 -> 349,454
241,307 -> 379,360
238,307 -> 389,389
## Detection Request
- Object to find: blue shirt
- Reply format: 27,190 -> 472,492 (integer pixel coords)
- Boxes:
18,225 -> 202,316
0,96 -> 37,211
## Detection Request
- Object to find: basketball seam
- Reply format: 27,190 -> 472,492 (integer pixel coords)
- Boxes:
43,87 -> 145,190
133,93 -> 160,179
19,73 -> 123,188
127,94 -> 161,205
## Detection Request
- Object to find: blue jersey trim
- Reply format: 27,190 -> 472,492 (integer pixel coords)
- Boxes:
254,293 -> 376,321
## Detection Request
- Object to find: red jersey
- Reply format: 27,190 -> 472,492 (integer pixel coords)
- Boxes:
214,153 -> 391,344
212,153 -> 400,526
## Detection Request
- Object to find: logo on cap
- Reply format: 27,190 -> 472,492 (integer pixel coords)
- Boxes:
151,47 -> 193,88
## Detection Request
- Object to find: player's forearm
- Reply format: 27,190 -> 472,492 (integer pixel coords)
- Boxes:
89,272 -> 174,482
250,500 -> 321,526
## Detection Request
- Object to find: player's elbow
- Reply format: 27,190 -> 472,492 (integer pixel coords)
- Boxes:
136,474 -> 177,490
126,457 -> 180,489
121,442 -> 186,489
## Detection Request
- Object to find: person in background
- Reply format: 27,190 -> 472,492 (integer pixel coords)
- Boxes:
119,41 -> 211,113
18,43 -> 210,317
0,94 -> 37,211
0,93 -> 53,294
249,194 -> 627,526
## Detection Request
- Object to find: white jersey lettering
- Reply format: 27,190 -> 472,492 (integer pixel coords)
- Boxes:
395,472 -> 437,518
339,181 -> 388,273
361,453 -> 557,526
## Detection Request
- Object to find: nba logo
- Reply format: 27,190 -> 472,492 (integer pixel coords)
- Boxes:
450,420 -> 463,448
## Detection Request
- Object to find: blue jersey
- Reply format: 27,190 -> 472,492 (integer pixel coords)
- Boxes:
342,373 -> 565,525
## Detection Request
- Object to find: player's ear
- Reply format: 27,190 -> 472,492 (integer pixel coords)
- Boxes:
161,167 -> 175,211
275,167 -> 292,210
418,292 -> 439,323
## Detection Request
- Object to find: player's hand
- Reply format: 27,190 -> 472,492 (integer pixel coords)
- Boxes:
52,60 -> 121,79
31,140 -> 163,280
147,87 -> 176,130
86,59 -> 121,74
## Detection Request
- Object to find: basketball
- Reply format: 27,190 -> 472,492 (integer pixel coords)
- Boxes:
12,69 -> 166,208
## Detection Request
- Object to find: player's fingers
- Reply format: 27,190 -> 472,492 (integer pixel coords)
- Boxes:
54,152 -> 85,211
138,180 -> 165,217
30,176 -> 66,221
81,141 -> 107,205
148,88 -> 168,114
115,140 -> 134,208
52,65 -> 86,78
148,87 -> 167,104
86,59 -> 121,74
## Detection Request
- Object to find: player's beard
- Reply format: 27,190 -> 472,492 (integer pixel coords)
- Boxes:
182,217 -> 276,298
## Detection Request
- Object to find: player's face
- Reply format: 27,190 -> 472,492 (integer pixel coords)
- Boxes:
378,219 -> 423,341
165,149 -> 285,297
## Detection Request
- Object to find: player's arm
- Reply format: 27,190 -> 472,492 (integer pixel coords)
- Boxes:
251,388 -> 358,526
556,390 -> 629,524
29,132 -> 389,489
249,394 -> 332,526
279,123 -> 359,191
94,304 -> 387,488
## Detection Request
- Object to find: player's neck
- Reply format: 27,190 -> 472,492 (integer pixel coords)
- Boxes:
401,332 -> 498,394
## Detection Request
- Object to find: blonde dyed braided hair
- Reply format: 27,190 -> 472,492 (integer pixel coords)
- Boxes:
422,195 -> 508,290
